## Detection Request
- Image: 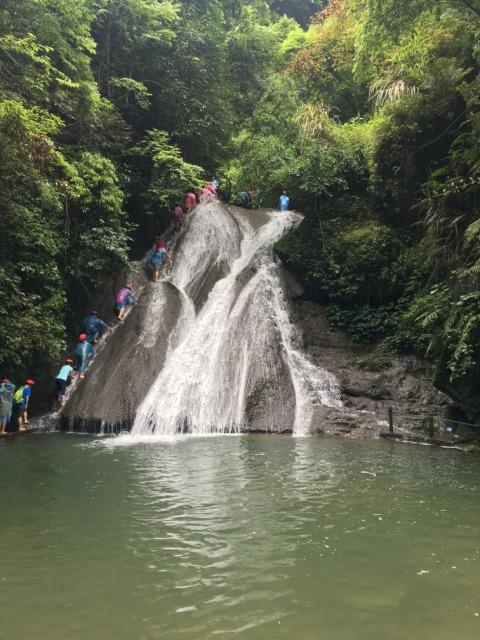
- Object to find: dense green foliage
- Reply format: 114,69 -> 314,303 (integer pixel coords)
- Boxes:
3,0 -> 480,416
226,0 -> 480,416
1,0 -> 304,383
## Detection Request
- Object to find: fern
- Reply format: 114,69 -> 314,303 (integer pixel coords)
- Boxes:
369,78 -> 418,107
465,218 -> 480,241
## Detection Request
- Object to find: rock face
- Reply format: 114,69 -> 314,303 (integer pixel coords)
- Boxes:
129,203 -> 320,436
62,277 -> 184,431
61,203 -> 306,434
290,300 -> 452,438
60,201 -> 451,438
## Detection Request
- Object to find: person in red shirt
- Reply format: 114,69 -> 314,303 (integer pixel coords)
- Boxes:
154,236 -> 167,251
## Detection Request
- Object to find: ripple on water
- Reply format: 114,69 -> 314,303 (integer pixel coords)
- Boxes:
0,435 -> 479,640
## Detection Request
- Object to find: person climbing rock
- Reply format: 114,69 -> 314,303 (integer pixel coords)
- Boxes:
116,284 -> 137,321
185,190 -> 197,214
212,177 -> 219,191
0,377 -> 15,434
248,186 -> 257,209
154,237 -> 167,251
12,379 -> 35,431
201,185 -> 212,202
55,358 -> 75,407
75,334 -> 95,380
83,310 -> 109,344
238,191 -> 249,208
279,190 -> 290,212
254,188 -> 263,209
148,245 -> 169,282
172,204 -> 184,232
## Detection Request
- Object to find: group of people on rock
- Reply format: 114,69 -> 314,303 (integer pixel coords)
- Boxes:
238,186 -> 263,209
144,179 -> 219,283
0,288 -> 139,432
188,179 -> 219,213
55,290 -> 139,410
237,188 -> 290,212
174,179 -> 219,232
199,178 -> 219,204
55,303 -> 125,411
0,377 -> 35,434
1,178 -> 293,432
54,310 -> 112,407
57,180 -> 223,392
0,180 -> 223,432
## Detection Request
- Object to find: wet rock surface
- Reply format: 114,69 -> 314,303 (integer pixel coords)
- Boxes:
172,206 -> 242,311
62,276 -> 183,432
60,202 -> 451,439
291,300 -> 452,439
242,324 -> 297,433
61,204 -> 306,434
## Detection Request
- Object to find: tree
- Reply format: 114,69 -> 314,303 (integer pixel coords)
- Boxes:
134,130 -> 204,216
269,1 -> 326,26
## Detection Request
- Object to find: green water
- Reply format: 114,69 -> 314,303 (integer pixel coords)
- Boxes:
0,434 -> 479,640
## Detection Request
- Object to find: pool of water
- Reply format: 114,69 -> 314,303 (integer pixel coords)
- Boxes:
0,434 -> 479,640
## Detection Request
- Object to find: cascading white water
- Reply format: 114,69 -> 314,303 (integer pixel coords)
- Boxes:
132,202 -> 342,436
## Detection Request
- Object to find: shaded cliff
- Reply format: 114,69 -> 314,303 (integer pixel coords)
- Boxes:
290,301 -> 453,438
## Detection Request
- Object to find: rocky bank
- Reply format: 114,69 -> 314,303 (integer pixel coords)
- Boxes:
290,300 -> 453,439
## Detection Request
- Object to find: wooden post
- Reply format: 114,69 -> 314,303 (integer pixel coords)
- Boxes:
388,407 -> 394,433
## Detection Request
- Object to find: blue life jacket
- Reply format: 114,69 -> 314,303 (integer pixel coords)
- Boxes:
83,315 -> 108,336
75,341 -> 95,359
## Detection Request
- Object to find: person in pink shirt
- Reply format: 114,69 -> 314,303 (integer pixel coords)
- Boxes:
200,186 -> 212,202
185,191 -> 197,213
116,284 -> 137,321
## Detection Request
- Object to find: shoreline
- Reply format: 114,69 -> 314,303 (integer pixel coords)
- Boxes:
6,423 -> 479,454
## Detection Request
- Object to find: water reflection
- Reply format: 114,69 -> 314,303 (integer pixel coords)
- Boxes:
124,438 -> 295,635
1,435 -> 480,640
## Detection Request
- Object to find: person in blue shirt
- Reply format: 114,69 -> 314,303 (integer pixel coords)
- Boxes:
75,334 -> 95,379
12,379 -> 35,431
55,358 -> 75,406
0,377 -> 16,434
238,191 -> 249,208
279,190 -> 290,212
83,310 -> 110,344
147,246 -> 169,282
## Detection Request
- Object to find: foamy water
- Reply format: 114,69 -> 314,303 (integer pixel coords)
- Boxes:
132,204 -> 342,436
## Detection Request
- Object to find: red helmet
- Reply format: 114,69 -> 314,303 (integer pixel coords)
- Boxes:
25,378 -> 35,385
79,333 -> 87,341
65,358 -> 74,365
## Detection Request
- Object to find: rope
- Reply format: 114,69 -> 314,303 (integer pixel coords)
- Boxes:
389,411 -> 480,429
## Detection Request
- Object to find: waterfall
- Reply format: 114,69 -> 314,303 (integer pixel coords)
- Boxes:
132,202 -> 342,436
